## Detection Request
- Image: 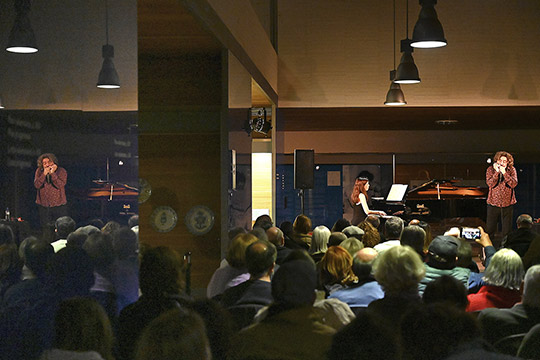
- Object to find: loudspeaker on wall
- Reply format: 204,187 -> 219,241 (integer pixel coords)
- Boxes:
294,149 -> 314,189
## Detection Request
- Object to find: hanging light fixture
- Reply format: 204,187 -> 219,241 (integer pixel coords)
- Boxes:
6,0 -> 38,54
410,0 -> 447,48
385,0 -> 406,106
395,0 -> 420,84
97,0 -> 120,89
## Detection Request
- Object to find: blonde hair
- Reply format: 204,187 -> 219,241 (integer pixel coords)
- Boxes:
373,245 -> 425,295
319,246 -> 358,287
483,248 -> 524,290
226,233 -> 258,268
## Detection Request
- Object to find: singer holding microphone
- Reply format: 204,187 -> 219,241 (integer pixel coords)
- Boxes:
486,151 -> 517,238
34,153 -> 68,231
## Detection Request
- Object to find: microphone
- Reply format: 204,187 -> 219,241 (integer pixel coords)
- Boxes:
46,174 -> 52,184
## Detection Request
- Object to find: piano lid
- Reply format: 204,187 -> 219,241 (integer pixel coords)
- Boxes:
407,179 -> 488,200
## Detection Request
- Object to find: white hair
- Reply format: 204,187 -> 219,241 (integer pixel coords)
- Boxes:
309,225 -> 330,254
523,265 -> 540,308
373,245 -> 425,295
482,248 -> 524,290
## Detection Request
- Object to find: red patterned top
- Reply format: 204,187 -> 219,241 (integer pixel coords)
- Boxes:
34,167 -> 67,207
486,165 -> 517,207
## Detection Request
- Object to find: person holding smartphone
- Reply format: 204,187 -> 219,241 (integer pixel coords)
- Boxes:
486,151 -> 518,237
34,153 -> 68,232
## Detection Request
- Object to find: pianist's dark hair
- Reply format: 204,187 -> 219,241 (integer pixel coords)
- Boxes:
493,151 -> 514,167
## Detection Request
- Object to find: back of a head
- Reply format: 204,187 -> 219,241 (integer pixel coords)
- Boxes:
128,214 -> 139,228
310,225 -> 330,253
24,238 -> 54,278
245,240 -> 277,278
18,236 -> 38,260
77,225 -> 101,236
87,218 -> 105,229
101,221 -> 121,235
282,249 -> 316,265
0,224 -> 15,246
352,247 -> 378,279
358,221 -> 381,248
331,218 -> 351,233
365,215 -> 380,230
253,215 -> 273,230
384,216 -> 404,239
342,226 -> 364,241
112,227 -> 138,260
328,232 -> 347,247
279,221 -> 294,238
293,214 -> 312,234
422,275 -> 469,310
427,236 -> 459,270
483,248 -> 524,290
55,216 -> 76,239
82,232 -> 116,272
136,309 -> 211,360
523,265 -> 540,308
140,246 -> 185,297
373,245 -> 425,295
66,231 -> 88,248
226,233 -> 258,268
456,239 -> 473,268
266,227 -> 284,247
228,227 -> 246,242
54,297 -> 113,360
517,214 -> 534,228
400,225 -> 425,257
272,259 -> 317,307
49,247 -> 95,298
320,246 -> 358,287
249,227 -> 268,241
340,237 -> 364,256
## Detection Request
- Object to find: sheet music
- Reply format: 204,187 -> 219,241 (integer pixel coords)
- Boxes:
386,184 -> 408,202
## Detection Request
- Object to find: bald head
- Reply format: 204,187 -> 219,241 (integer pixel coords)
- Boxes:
266,227 -> 284,247
354,247 -> 378,264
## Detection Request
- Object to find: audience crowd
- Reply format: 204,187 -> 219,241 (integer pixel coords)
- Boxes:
1,210 -> 540,360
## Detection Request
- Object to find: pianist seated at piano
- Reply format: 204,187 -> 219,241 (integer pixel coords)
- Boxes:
350,177 -> 386,226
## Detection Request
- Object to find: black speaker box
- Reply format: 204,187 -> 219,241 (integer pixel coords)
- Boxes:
294,149 -> 314,189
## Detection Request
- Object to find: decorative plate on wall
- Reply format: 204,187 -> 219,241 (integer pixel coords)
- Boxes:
185,205 -> 215,236
150,206 -> 178,233
138,178 -> 152,204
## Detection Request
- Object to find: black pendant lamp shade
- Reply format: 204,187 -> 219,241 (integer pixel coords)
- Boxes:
6,0 -> 38,53
395,40 -> 420,84
410,0 -> 447,48
97,44 -> 120,89
385,70 -> 407,106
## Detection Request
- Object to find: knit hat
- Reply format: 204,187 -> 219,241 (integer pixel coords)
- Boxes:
427,235 -> 459,269
271,260 -> 317,306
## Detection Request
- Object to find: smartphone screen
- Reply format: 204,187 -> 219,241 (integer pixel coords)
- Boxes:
460,227 -> 481,240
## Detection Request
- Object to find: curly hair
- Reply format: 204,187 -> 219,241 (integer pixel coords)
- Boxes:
493,151 -> 514,167
358,221 -> 381,248
37,153 -> 59,169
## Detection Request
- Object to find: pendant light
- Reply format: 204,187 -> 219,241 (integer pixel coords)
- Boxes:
410,0 -> 447,48
395,0 -> 421,84
97,0 -> 120,89
385,0 -> 406,106
6,0 -> 38,54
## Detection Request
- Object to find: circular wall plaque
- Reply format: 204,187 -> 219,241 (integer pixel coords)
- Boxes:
138,178 -> 152,204
150,206 -> 178,233
185,205 -> 215,236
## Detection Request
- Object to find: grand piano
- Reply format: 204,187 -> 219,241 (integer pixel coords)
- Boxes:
373,179 -> 488,222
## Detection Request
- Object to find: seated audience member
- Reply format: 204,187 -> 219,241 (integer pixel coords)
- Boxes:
367,245 -> 425,333
328,311 -> 402,360
117,246 -> 192,360
401,303 -> 517,360
467,248 -> 523,312
418,235 -> 471,296
128,214 -> 139,229
279,221 -> 303,250
40,297 -> 114,360
101,221 -> 121,235
136,309 -> 211,360
253,214 -> 273,231
331,218 -> 351,233
422,275 -> 469,311
0,247 -> 95,359
0,224 -> 15,246
329,247 -> 384,310
87,218 -> 105,230
82,232 -> 117,319
111,227 -> 140,313
341,225 -> 364,242
319,246 -> 358,296
478,265 -> 540,347
228,260 -> 336,360
358,220 -> 381,248
190,299 -> 234,360
292,214 -> 313,250
400,225 -> 425,258
374,216 -> 404,252
65,231 -> 88,248
207,233 -> 258,299
339,237 -> 364,257
456,238 -> 480,273
220,240 -> 276,329
409,219 -> 433,252
266,227 -> 292,265
51,216 -> 76,252
328,232 -> 347,247
309,225 -> 330,263
249,227 -> 268,242
502,214 -> 539,257
3,238 -> 54,307
76,225 -> 101,236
